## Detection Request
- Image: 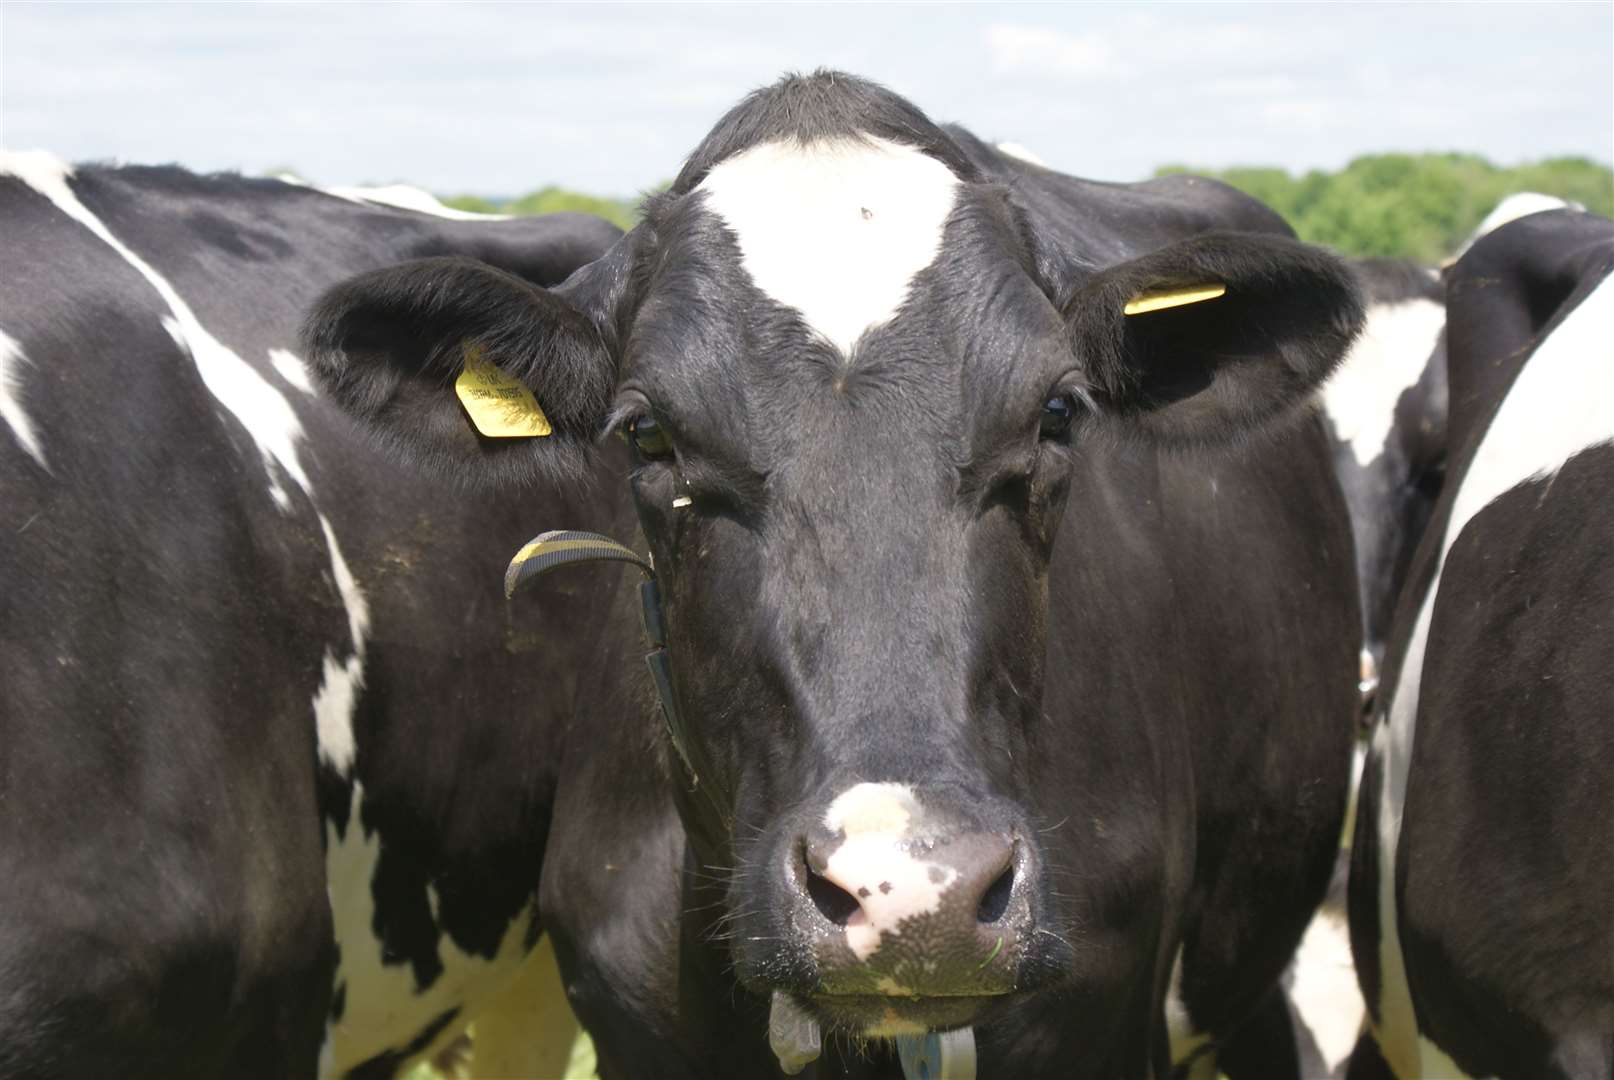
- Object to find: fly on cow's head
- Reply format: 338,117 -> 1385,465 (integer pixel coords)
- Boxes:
302,70 -> 1362,1045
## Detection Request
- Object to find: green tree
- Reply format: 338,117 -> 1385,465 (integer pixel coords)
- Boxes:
440,194 -> 503,215
502,186 -> 639,230
1155,153 -> 1613,261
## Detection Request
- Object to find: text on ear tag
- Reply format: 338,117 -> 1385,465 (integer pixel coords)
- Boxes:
455,343 -> 552,438
1123,283 -> 1227,316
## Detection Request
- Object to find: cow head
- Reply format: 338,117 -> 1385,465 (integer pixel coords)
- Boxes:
303,73 -> 1361,1040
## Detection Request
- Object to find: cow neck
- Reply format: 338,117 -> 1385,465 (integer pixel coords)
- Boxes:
636,573 -> 735,860
503,529 -> 734,859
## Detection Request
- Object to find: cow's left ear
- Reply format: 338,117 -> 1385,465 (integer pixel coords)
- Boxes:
1066,232 -> 1364,445
302,234 -> 635,489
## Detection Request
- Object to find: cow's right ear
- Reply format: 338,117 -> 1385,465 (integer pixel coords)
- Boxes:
1064,232 -> 1363,447
302,249 -> 626,489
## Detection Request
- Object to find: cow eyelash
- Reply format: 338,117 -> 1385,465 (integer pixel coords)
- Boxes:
1038,381 -> 1100,443
605,395 -> 685,473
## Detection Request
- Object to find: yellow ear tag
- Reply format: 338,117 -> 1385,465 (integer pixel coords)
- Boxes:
454,343 -> 552,438
1123,283 -> 1227,316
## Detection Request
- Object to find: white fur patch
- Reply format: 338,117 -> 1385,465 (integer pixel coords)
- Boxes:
159,315 -> 311,511
698,136 -> 960,357
820,783 -> 958,961
0,328 -> 48,471
824,781 -> 920,836
1370,274 -> 1614,1076
274,173 -> 508,220
1321,295 -> 1445,468
1287,909 -> 1364,1073
313,514 -> 369,775
323,183 -> 511,221
312,653 -> 363,776
270,347 -> 316,394
321,782 -> 536,1076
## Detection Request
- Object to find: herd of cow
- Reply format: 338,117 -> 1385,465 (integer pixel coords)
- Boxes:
2,72 -> 1608,1080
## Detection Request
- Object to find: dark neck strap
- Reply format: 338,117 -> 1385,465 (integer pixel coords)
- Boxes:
506,530 -> 733,853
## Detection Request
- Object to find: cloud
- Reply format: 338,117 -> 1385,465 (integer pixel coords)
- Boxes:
1203,76 -> 1299,99
986,23 -> 1116,80
2,3 -> 1607,193
1261,100 -> 1334,133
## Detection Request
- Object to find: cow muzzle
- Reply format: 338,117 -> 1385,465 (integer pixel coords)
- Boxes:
784,783 -> 1034,1013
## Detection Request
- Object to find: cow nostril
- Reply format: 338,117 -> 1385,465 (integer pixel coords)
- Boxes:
977,864 -> 1014,924
805,863 -> 862,927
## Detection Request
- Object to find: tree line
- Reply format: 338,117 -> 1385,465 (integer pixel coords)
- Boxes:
441,152 -> 1611,265
1156,153 -> 1612,263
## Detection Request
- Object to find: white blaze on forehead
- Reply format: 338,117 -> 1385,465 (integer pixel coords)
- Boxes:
820,783 -> 959,961
0,329 -> 49,471
1321,295 -> 1445,467
1370,275 -> 1614,1077
698,136 -> 960,357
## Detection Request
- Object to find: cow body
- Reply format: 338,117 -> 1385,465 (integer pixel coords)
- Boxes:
1348,208 -> 1614,1078
1320,258 -> 1448,696
306,73 -> 1363,1078
1319,195 -> 1583,703
0,155 -> 620,1077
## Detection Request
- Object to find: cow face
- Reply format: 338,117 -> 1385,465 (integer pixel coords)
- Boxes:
303,74 -> 1361,1039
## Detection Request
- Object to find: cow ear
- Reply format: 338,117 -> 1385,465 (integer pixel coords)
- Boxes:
301,238 -> 632,489
1066,232 -> 1364,445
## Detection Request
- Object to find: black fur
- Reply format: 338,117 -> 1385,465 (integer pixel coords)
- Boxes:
668,68 -> 981,194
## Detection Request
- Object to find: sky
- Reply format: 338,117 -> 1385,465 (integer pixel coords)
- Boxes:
3,2 -> 1610,199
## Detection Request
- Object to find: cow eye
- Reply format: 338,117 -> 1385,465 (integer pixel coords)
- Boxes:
628,415 -> 675,460
1039,394 -> 1076,439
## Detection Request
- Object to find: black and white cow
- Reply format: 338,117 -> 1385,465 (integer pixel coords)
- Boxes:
1289,196 -> 1585,1078
0,154 -> 620,1077
304,72 -> 1365,1078
1319,194 -> 1584,707
1319,257 -> 1448,704
1347,207 -> 1614,1079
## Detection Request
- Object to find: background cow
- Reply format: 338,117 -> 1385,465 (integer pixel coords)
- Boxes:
0,155 -> 617,1078
1348,207 -> 1614,1078
305,71 -> 1365,1079
1320,257 -> 1447,705
1284,192 -> 1593,1080
1320,193 -> 1584,710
